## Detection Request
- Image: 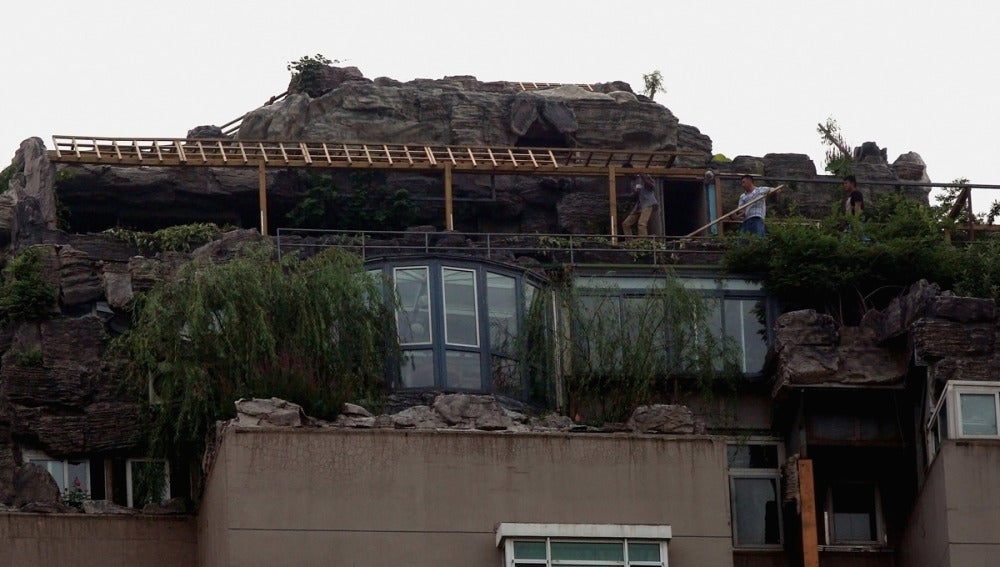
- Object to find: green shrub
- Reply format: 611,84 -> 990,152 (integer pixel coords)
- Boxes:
0,247 -> 57,322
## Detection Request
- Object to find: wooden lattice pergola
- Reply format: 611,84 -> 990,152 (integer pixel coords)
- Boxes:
48,136 -> 706,235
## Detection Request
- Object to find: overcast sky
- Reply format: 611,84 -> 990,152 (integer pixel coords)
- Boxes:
4,1 -> 998,201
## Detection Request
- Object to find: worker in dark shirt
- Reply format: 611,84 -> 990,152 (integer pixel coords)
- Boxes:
844,175 -> 863,216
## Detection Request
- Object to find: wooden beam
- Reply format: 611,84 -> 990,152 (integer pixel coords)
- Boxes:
258,162 -> 268,235
444,164 -> 454,230
608,165 -> 618,242
798,459 -> 820,567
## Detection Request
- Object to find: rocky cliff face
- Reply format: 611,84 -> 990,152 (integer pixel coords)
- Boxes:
6,66 -> 929,237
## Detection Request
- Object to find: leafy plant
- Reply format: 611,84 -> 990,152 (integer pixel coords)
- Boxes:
287,53 -> 337,97
103,223 -> 224,253
0,247 -> 57,322
131,460 -> 168,508
816,117 -> 853,176
14,347 -> 43,367
642,70 -> 667,100
285,171 -> 417,230
0,162 -> 17,193
61,479 -> 90,510
113,243 -> 398,458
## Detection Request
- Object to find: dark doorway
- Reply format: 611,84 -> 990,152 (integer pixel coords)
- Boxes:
661,179 -> 705,236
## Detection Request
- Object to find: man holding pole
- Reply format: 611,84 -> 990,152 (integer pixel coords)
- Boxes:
737,174 -> 777,236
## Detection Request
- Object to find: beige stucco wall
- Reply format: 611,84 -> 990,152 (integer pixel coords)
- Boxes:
0,512 -> 195,567
900,440 -> 1000,567
198,427 -> 734,567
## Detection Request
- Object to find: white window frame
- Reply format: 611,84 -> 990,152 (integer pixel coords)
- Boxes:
21,449 -> 91,494
496,523 -> 670,567
126,458 -> 170,508
727,440 -> 784,549
824,481 -> 886,546
441,266 -> 480,348
926,381 -> 1000,463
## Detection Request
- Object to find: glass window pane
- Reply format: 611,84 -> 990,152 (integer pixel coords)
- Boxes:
727,444 -> 779,469
831,484 -> 877,542
445,351 -> 481,390
960,393 -> 998,436
724,299 -> 767,374
443,268 -> 479,346
550,541 -> 623,561
732,477 -> 781,546
627,542 -> 660,561
513,540 -> 547,560
395,267 -> 431,344
67,461 -> 89,493
487,272 -> 517,354
400,350 -> 434,387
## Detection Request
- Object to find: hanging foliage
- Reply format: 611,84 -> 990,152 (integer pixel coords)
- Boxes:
113,244 -> 398,457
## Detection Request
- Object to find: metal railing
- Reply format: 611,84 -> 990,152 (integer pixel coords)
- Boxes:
274,228 -> 728,266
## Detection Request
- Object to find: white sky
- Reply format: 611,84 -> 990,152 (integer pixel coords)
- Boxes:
3,1 -> 998,199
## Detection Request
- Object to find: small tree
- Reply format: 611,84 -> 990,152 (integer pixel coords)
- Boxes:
816,117 -> 853,176
287,53 -> 337,97
642,70 -> 667,100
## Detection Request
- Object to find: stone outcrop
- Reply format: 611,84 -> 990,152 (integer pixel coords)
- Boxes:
235,398 -> 307,427
773,282 -> 1000,394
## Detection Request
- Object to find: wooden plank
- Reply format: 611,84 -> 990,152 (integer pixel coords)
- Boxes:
174,140 -> 186,163
363,144 -> 373,165
196,141 -> 207,162
383,144 -> 393,165
487,147 -> 498,167
93,139 -> 102,160
300,142 -> 312,165
278,142 -> 290,163
238,141 -> 248,164
258,142 -> 268,163
467,147 -> 477,166
112,140 -> 123,161
683,185 -> 785,238
258,162 -> 268,235
217,141 -> 228,163
133,140 -> 142,162
446,146 -> 457,165
798,459 -> 820,567
508,148 -> 518,167
425,146 -> 437,166
527,149 -> 539,168
322,143 -> 332,164
547,150 -> 558,168
343,144 -> 353,164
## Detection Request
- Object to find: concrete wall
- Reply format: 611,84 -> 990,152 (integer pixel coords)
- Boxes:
900,440 -> 1000,567
198,427 -> 734,567
0,512 -> 195,567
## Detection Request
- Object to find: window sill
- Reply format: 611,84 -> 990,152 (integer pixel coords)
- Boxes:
819,545 -> 892,553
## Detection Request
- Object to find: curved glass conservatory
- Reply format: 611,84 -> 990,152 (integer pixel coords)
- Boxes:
368,256 -> 772,403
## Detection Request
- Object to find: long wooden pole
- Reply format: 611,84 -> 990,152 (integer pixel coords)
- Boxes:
683,185 -> 785,238
444,164 -> 454,230
258,162 -> 268,235
608,166 -> 618,242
